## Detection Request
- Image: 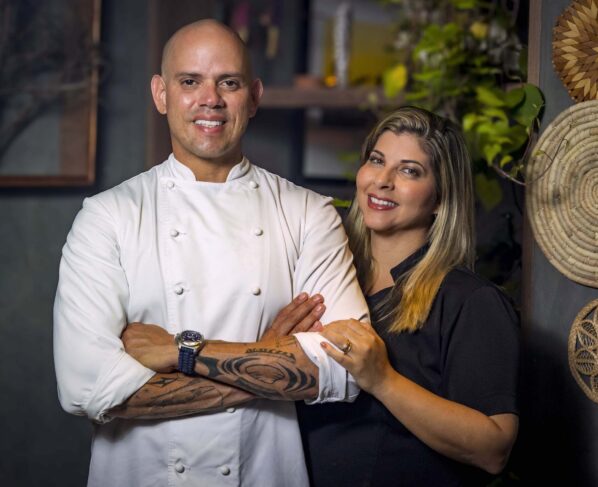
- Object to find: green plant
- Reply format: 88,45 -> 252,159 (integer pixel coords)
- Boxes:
376,0 -> 543,211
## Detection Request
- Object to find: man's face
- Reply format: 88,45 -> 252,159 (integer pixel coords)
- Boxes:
152,25 -> 262,170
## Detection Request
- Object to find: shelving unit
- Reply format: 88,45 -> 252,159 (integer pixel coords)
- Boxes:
260,86 -> 387,109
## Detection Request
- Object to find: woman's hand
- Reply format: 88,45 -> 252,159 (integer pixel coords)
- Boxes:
319,320 -> 395,395
122,323 -> 178,373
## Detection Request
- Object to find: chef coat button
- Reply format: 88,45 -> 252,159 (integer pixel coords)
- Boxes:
219,465 -> 231,476
174,461 -> 185,473
253,228 -> 263,236
226,407 -> 236,413
174,285 -> 184,295
251,287 -> 261,296
170,229 -> 180,238
249,181 -> 259,189
166,180 -> 175,189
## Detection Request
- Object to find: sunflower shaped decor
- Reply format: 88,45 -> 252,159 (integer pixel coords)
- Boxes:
569,298 -> 598,403
553,0 -> 598,102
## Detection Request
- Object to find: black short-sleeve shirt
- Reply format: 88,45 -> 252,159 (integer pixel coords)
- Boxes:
297,246 -> 520,487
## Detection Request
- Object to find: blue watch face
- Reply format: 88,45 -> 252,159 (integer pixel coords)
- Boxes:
181,330 -> 202,342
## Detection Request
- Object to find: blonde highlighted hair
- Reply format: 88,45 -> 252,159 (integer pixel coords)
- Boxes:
345,106 -> 475,333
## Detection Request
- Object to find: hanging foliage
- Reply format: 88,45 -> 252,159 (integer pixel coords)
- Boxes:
375,0 -> 543,210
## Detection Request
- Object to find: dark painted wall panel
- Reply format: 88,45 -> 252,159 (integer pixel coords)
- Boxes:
519,1 -> 598,485
0,1 -> 149,485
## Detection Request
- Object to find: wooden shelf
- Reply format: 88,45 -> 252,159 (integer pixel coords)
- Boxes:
260,86 -> 382,109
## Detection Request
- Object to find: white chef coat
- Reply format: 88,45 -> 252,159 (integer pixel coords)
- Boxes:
54,155 -> 369,487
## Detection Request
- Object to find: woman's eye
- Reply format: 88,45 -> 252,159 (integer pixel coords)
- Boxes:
401,167 -> 419,176
368,156 -> 383,165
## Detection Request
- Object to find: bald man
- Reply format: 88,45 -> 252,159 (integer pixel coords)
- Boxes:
54,20 -> 367,487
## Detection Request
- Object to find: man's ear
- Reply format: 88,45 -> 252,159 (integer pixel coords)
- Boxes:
151,75 -> 167,115
248,78 -> 264,118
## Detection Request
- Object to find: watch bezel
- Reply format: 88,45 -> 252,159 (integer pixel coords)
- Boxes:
176,330 -> 204,350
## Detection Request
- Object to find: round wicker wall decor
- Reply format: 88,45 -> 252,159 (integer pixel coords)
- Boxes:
553,0 -> 598,102
569,298 -> 598,403
526,100 -> 598,287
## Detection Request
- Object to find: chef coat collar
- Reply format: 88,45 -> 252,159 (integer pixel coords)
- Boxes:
166,153 -> 251,182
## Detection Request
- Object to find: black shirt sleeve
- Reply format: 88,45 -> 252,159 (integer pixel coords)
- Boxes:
441,284 -> 520,416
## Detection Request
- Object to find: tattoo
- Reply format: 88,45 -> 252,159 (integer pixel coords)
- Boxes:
150,376 -> 178,388
133,374 -> 225,409
245,348 -> 295,360
195,348 -> 317,400
112,373 -> 254,420
274,336 -> 296,348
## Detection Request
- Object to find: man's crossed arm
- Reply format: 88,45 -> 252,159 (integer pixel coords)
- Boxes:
110,293 -> 325,419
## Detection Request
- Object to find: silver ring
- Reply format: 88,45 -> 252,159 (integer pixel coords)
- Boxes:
340,339 -> 352,355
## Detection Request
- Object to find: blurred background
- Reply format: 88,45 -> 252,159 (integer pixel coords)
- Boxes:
1,0 -> 596,485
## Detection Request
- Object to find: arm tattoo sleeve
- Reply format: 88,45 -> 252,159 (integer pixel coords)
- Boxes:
194,336 -> 319,400
110,372 -> 254,420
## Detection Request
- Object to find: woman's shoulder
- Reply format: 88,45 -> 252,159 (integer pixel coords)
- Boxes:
439,266 -> 516,310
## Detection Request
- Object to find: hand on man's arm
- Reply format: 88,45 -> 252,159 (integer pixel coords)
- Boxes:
111,293 -> 326,419
122,324 -> 320,402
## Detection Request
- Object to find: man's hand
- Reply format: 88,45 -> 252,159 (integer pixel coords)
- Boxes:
261,293 -> 325,340
122,323 -> 178,373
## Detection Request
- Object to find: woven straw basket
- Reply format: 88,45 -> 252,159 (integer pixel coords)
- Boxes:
569,298 -> 598,403
526,100 -> 598,287
553,0 -> 598,102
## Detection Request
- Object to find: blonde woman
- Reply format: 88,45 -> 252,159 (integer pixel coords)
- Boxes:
297,106 -> 520,486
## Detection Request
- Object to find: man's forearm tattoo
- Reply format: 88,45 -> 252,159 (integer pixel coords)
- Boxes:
113,373 -> 251,419
195,338 -> 318,400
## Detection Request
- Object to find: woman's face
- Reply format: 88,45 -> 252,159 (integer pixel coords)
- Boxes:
356,131 -> 438,238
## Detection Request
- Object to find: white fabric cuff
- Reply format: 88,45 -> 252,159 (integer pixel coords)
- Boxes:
294,332 -> 360,404
84,351 -> 156,423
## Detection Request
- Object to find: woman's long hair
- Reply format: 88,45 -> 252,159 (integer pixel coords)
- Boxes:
345,106 -> 475,333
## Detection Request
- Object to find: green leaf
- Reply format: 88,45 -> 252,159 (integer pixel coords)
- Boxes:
477,120 -> 509,136
481,107 -> 509,122
512,84 -> 544,127
483,143 -> 502,165
405,90 -> 430,101
504,87 -> 525,108
332,198 -> 352,209
476,86 -> 505,107
475,173 -> 503,211
383,64 -> 408,99
462,113 -> 479,132
499,155 -> 513,168
451,0 -> 478,8
496,125 -> 528,152
412,69 -> 444,82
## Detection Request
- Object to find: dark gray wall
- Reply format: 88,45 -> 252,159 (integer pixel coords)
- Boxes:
517,1 -> 597,485
0,1 -> 149,485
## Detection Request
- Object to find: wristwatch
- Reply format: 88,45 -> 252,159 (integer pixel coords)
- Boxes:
174,330 -> 205,375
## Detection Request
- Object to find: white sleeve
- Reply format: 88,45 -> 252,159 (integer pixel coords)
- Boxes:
53,197 -> 155,423
292,194 -> 369,403
294,332 -> 360,403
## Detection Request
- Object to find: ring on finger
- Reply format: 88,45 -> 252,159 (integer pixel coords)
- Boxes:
340,339 -> 352,355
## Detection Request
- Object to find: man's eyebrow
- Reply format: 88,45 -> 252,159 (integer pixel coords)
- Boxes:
172,72 -> 248,81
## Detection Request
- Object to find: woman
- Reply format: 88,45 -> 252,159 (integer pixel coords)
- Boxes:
296,106 -> 519,486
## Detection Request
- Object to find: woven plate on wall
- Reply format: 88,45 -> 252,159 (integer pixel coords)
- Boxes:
569,298 -> 598,403
553,0 -> 598,102
526,100 -> 598,287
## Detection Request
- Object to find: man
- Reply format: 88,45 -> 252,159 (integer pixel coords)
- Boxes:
54,19 -> 367,487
